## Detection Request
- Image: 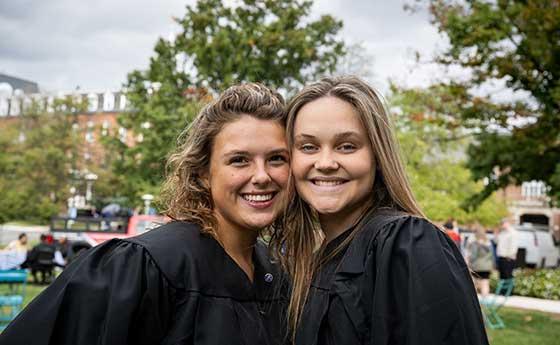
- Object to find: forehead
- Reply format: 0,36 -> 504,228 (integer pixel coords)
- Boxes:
213,115 -> 287,154
293,96 -> 365,137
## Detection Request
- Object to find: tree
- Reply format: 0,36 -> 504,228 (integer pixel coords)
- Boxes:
0,98 -> 87,223
333,42 -> 375,80
411,0 -> 560,206
389,84 -> 509,226
112,0 -> 346,202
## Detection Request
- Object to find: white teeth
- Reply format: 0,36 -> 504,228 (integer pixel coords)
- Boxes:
314,180 -> 344,186
243,194 -> 273,202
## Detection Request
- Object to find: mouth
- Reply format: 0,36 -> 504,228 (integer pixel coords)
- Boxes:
241,192 -> 278,209
310,177 -> 348,187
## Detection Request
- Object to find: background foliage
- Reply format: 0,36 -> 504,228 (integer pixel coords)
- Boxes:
413,0 -> 560,206
0,99 -> 86,223
389,84 -> 509,226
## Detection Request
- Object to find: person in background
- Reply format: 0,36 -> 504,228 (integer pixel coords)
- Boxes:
495,218 -> 518,279
6,233 -> 28,252
443,217 -> 461,247
466,224 -> 494,297
25,234 -> 56,283
0,233 -> 28,270
55,237 -> 70,259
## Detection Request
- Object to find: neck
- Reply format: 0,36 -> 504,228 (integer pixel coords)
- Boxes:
215,216 -> 259,281
319,203 -> 369,244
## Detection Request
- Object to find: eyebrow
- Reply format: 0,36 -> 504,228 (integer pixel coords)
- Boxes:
268,148 -> 290,156
223,148 -> 289,158
294,131 -> 361,141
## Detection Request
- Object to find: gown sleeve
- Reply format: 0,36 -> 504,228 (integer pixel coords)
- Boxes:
0,239 -> 175,345
370,216 -> 489,345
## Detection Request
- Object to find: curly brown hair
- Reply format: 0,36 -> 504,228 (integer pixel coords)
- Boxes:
160,83 -> 286,237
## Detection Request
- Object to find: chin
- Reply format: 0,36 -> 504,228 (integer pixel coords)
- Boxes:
309,203 -> 343,216
245,216 -> 277,230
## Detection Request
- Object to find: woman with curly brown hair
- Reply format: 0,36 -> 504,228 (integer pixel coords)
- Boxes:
272,76 -> 488,345
1,83 -> 290,345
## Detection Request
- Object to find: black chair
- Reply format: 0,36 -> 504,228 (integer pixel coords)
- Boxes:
26,244 -> 55,284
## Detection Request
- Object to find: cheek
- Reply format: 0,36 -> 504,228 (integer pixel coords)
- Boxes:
269,165 -> 290,188
210,169 -> 245,194
291,152 -> 310,181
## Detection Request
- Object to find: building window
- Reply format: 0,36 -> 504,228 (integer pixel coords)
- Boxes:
522,180 -> 547,199
103,92 -> 115,111
118,127 -> 127,142
101,120 -> 110,136
9,96 -> 21,116
119,94 -> 127,110
0,98 -> 9,116
87,93 -> 99,112
46,96 -> 54,112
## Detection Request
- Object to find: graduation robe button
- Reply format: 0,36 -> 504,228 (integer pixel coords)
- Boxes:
264,273 -> 273,283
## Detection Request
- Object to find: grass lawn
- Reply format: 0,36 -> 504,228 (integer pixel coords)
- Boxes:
487,307 -> 560,345
4,283 -> 560,344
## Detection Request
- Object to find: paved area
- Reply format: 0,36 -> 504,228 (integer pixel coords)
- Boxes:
482,294 -> 560,315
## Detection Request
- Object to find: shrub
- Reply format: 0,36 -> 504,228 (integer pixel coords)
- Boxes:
490,269 -> 560,300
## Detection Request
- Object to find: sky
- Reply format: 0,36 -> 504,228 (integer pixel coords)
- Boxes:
0,0 -> 446,94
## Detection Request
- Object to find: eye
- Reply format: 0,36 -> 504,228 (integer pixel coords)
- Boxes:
337,142 -> 357,152
268,154 -> 288,165
228,156 -> 249,166
298,143 -> 318,153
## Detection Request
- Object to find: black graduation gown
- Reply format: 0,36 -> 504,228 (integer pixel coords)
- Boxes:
0,222 -> 288,345
296,210 -> 489,345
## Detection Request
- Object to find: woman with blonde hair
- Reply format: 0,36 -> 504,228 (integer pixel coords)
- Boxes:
272,76 -> 488,344
1,83 -> 289,345
466,224 -> 494,297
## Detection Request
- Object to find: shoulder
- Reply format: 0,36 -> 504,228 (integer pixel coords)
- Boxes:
363,213 -> 468,275
355,210 -> 461,267
339,210 -> 439,274
123,221 -> 211,289
357,209 -> 443,246
125,221 -> 203,253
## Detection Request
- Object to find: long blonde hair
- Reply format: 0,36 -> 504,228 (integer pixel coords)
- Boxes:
270,76 -> 424,337
161,83 -> 285,238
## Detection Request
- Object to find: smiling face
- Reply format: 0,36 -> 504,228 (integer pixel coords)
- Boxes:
291,96 -> 375,228
207,115 -> 289,233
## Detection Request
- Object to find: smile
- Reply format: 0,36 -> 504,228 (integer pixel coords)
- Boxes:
310,177 -> 348,187
312,180 -> 346,186
242,193 -> 275,202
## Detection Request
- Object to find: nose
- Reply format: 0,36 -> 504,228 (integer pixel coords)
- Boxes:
251,161 -> 272,186
314,150 -> 338,171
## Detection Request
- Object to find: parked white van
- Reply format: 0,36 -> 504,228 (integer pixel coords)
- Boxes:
515,224 -> 559,268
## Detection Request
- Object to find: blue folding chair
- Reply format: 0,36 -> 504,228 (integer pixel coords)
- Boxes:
480,278 -> 514,329
0,269 -> 28,330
